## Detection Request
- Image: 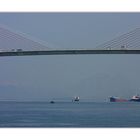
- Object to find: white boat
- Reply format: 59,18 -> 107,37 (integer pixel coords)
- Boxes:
74,96 -> 80,101
130,95 -> 140,102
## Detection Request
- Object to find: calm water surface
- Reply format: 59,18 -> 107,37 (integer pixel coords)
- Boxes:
0,101 -> 140,127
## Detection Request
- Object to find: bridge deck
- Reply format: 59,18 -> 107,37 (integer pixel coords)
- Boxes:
0,49 -> 140,57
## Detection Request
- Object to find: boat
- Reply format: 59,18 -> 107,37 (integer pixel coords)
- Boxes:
130,95 -> 140,102
109,96 -> 128,102
73,96 -> 80,102
50,101 -> 55,104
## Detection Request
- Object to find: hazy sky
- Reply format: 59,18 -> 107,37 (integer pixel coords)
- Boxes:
0,13 -> 140,101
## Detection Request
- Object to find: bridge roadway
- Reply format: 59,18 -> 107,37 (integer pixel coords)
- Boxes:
0,49 -> 140,57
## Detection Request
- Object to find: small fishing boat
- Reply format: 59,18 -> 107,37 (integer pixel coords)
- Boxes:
74,96 -> 80,102
50,101 -> 55,104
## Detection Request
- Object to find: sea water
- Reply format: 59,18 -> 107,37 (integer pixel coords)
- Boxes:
0,101 -> 140,127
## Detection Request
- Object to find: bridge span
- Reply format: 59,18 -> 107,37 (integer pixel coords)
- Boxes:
0,27 -> 140,57
0,49 -> 140,57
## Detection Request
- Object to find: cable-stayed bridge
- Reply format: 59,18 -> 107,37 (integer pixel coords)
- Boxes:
0,26 -> 140,57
